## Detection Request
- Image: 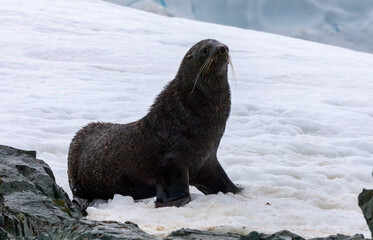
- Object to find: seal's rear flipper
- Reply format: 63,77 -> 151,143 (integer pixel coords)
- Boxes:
155,192 -> 191,208
191,159 -> 242,195
72,196 -> 93,216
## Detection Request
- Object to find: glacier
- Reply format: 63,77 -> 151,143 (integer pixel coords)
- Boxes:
0,0 -> 372,238
105,0 -> 373,54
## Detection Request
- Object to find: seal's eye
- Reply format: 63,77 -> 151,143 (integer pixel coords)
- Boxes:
201,47 -> 209,54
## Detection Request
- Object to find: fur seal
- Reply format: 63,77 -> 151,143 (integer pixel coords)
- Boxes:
68,39 -> 241,212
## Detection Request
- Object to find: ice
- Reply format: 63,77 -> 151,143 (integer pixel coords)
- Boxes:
104,0 -> 373,54
0,0 -> 372,238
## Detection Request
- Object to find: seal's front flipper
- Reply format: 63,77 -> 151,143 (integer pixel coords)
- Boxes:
192,159 -> 242,195
155,185 -> 191,207
155,152 -> 191,208
130,183 -> 156,200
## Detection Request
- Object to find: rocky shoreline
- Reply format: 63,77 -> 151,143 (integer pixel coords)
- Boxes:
0,145 -> 372,240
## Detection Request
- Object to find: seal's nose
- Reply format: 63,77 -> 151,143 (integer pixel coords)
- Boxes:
218,46 -> 228,55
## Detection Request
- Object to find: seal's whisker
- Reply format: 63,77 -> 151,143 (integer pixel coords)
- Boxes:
228,55 -> 236,81
205,57 -> 214,75
228,55 -> 237,94
200,59 -> 212,81
191,57 -> 213,94
200,57 -> 213,75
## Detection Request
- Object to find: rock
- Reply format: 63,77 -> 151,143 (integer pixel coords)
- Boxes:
50,220 -> 156,239
163,229 -> 306,240
0,145 -> 81,238
309,234 -> 367,240
359,188 -> 373,238
258,230 -> 305,240
163,228 -> 244,240
163,229 -> 369,240
0,145 -> 154,239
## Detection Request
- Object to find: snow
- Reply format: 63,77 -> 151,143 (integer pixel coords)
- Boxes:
1,0 -> 373,238
105,0 -> 373,54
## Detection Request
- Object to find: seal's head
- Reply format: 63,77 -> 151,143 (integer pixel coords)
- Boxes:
176,39 -> 231,92
184,39 -> 229,72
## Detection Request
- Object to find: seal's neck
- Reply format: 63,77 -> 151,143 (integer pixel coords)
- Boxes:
146,70 -> 231,127
177,66 -> 229,96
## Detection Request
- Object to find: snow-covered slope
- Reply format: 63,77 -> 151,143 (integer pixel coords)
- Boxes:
1,0 -> 372,238
105,0 -> 373,54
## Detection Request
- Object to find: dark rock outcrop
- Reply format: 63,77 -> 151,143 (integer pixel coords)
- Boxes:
0,145 -> 155,239
164,229 -> 368,240
0,145 -> 80,238
49,220 -> 156,239
164,228 -> 245,240
309,233 -> 366,240
256,230 -> 305,240
359,188 -> 373,238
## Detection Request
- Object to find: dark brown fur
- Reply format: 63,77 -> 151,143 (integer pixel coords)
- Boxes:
68,39 -> 241,211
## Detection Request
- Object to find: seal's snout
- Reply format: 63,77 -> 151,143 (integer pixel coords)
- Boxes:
218,46 -> 228,55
